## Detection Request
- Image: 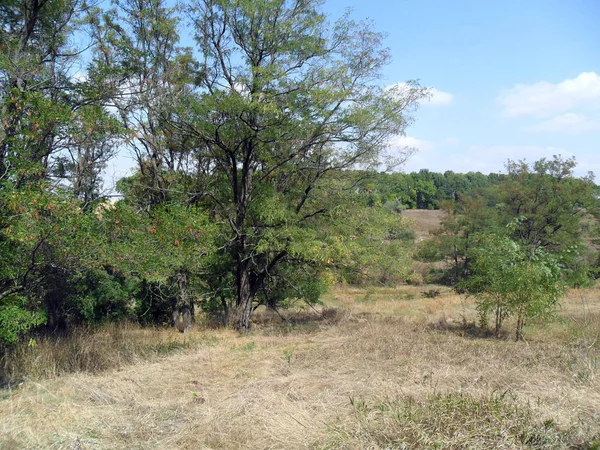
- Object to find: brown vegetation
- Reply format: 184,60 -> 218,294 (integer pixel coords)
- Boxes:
402,209 -> 445,240
1,285 -> 599,449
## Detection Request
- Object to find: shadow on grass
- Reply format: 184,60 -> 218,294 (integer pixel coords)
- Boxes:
427,316 -> 501,339
253,306 -> 351,335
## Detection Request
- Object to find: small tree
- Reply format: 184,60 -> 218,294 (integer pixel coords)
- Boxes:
460,233 -> 566,340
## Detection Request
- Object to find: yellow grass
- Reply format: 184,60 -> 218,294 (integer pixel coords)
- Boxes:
1,285 -> 599,449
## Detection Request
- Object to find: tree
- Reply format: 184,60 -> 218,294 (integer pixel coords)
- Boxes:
88,0 -> 198,208
0,0 -> 127,341
433,195 -> 495,282
167,0 -> 426,329
460,232 -> 566,341
500,156 -> 598,255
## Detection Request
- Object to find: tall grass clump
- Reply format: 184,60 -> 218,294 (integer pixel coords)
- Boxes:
0,321 -> 196,387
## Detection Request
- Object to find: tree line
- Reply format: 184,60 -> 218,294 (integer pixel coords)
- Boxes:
358,169 -> 507,210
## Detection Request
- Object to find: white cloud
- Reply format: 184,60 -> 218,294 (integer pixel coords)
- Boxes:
526,113 -> 600,133
388,135 -> 436,153
427,88 -> 454,106
386,82 -> 453,106
498,72 -> 600,118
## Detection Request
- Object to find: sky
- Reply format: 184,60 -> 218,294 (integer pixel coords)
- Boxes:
320,0 -> 600,178
104,0 -> 600,182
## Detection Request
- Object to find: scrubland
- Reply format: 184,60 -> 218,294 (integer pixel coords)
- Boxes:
1,285 -> 599,449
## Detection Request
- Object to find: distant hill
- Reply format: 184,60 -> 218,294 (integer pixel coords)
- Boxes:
403,209 -> 445,240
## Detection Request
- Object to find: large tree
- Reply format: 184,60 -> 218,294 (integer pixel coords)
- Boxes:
172,0 -> 426,329
0,0 -> 124,340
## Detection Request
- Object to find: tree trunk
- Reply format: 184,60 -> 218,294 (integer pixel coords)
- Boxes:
175,269 -> 192,333
181,304 -> 192,332
515,306 -> 525,341
233,269 -> 255,331
494,304 -> 503,337
171,298 -> 181,330
220,293 -> 229,326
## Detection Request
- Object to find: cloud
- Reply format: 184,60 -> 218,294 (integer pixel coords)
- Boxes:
427,88 -> 454,106
387,136 -> 460,160
440,137 -> 460,145
386,82 -> 453,106
497,72 -> 600,118
526,113 -> 600,133
388,135 -> 436,153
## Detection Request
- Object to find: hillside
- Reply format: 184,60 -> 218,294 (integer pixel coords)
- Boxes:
402,209 -> 445,240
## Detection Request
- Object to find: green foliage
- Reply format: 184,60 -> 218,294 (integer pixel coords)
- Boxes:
356,170 -> 505,210
414,238 -> 447,263
500,156 -> 598,254
0,295 -> 46,344
1,0 -> 596,346
99,201 -> 215,282
70,269 -> 139,323
460,232 -> 566,340
325,198 -> 414,286
159,0 -> 427,328
0,182 -> 102,339
411,157 -> 599,288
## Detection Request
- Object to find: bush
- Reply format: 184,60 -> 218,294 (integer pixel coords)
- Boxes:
414,238 -> 445,262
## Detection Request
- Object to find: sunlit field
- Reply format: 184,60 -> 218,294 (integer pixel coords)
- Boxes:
1,284 -> 598,449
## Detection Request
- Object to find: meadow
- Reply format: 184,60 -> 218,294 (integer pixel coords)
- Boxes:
1,284 -> 598,449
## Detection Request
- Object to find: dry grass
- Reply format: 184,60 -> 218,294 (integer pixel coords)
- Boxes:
0,322 -> 221,389
1,285 -> 599,449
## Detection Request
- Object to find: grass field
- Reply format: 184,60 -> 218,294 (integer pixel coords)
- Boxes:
1,284 -> 599,449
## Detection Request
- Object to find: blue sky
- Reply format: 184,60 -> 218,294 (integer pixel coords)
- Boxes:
104,0 -> 600,183
321,0 -> 600,178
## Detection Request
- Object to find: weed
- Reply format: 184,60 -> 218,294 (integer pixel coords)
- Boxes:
282,349 -> 294,364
